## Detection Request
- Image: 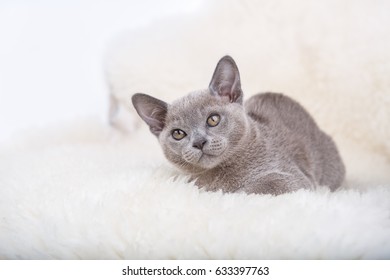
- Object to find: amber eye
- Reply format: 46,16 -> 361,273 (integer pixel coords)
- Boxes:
172,129 -> 187,140
207,114 -> 220,127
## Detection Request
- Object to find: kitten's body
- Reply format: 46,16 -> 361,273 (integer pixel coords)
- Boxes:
132,56 -> 345,195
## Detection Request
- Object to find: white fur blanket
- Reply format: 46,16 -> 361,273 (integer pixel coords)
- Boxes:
0,120 -> 389,259
1,0 -> 390,259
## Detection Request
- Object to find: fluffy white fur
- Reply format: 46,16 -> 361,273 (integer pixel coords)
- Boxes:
1,0 -> 390,259
0,119 -> 389,259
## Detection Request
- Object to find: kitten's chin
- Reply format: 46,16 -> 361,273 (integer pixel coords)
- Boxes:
193,152 -> 224,170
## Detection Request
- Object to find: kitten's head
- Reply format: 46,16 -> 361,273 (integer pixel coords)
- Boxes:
132,56 -> 249,172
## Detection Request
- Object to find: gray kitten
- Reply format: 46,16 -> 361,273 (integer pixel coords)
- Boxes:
132,56 -> 345,195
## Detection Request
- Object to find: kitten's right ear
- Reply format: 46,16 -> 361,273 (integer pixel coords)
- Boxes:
131,93 -> 168,137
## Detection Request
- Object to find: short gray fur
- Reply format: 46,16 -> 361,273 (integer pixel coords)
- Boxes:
132,56 -> 345,195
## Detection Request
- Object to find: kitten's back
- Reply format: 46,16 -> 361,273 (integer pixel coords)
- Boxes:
246,92 -> 345,190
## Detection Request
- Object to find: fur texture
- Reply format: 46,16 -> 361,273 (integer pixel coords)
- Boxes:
132,56 -> 345,194
1,0 -> 390,260
0,119 -> 389,259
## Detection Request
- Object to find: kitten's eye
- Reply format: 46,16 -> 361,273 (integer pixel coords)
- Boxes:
172,129 -> 187,140
207,114 -> 221,127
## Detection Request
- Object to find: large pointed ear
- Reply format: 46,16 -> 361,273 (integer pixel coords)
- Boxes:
131,93 -> 168,136
209,55 -> 243,104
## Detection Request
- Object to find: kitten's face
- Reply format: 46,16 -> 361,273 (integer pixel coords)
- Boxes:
159,90 -> 248,171
132,55 -> 246,173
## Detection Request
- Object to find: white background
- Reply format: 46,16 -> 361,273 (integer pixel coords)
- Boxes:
0,0 -> 204,144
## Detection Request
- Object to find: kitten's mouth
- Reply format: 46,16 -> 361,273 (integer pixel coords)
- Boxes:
197,152 -> 209,162
196,153 -> 210,166
182,143 -> 227,167
196,149 -> 225,165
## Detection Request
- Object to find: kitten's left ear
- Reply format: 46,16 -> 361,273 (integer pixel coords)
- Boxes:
209,55 -> 243,104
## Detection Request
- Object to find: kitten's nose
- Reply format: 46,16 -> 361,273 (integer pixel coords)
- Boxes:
193,139 -> 207,150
